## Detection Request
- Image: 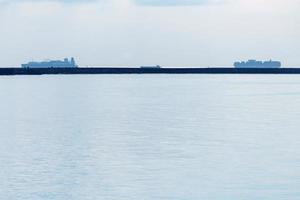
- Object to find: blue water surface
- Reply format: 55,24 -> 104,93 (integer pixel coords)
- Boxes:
0,74 -> 300,200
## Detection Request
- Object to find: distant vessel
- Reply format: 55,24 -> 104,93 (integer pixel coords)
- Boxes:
22,57 -> 78,68
140,65 -> 161,69
234,60 -> 281,68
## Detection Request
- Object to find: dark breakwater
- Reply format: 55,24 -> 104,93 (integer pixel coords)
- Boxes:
1,67 -> 300,75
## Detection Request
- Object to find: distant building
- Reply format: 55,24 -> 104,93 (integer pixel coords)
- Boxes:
22,57 -> 78,68
234,60 -> 281,68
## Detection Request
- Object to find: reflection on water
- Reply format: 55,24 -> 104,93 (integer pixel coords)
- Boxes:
1,75 -> 300,200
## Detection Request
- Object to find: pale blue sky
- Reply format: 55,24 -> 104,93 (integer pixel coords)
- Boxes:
0,0 -> 299,67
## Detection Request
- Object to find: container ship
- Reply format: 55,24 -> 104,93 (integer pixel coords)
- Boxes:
234,60 -> 281,68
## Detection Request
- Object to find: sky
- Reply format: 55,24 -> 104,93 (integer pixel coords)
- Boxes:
0,0 -> 299,67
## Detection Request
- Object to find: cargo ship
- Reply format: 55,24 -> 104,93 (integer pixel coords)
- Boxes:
22,57 -> 78,68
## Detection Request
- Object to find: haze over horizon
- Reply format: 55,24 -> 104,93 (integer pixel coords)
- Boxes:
0,0 -> 299,67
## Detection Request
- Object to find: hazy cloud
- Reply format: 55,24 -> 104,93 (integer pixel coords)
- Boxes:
0,0 -> 299,67
0,0 -> 96,4
134,0 -> 221,6
0,0 -> 221,6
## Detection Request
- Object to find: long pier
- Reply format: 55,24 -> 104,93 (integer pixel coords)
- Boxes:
1,67 -> 300,75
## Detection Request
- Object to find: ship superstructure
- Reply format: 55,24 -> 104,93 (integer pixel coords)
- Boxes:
22,57 -> 78,68
234,60 -> 281,68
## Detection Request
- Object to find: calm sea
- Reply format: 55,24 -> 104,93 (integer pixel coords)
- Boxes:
0,75 -> 300,200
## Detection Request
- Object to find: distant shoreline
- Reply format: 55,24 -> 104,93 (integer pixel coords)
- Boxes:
1,67 -> 300,75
